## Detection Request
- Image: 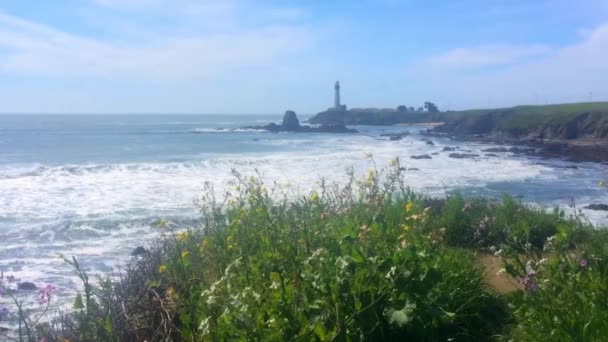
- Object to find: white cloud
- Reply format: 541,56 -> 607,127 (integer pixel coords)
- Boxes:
406,24 -> 608,108
0,10 -> 312,79
418,44 -> 550,71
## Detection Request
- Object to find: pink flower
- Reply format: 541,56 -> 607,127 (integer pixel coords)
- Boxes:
38,284 -> 57,305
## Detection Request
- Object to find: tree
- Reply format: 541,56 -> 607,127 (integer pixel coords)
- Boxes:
409,106 -> 415,112
417,107 -> 424,112
397,105 -> 407,112
424,102 -> 439,113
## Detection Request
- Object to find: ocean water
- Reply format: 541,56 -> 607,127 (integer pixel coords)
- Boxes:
1,114 -> 607,303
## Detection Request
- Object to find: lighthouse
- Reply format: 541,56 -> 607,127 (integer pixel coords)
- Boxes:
334,81 -> 341,109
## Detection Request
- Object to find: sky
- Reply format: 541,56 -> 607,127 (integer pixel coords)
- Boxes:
0,0 -> 607,114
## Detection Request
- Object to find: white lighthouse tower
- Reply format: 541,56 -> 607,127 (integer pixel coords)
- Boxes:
334,81 -> 341,109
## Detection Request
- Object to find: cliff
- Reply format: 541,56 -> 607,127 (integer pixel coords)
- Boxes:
432,102 -> 608,162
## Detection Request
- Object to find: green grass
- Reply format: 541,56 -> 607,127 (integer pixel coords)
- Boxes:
447,102 -> 608,135
2,160 -> 607,341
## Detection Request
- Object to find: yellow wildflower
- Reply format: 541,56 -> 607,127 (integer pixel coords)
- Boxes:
228,244 -> 236,250
310,192 -> 319,203
405,201 -> 414,213
158,265 -> 167,273
181,251 -> 190,258
166,287 -> 176,299
402,225 -> 412,232
177,231 -> 188,242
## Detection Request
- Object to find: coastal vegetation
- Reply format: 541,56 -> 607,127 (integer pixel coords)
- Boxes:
1,159 -> 607,341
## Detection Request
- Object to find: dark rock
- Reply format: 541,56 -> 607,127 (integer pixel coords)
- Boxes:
425,140 -> 435,145
442,146 -> 457,151
449,153 -> 480,159
482,147 -> 509,153
131,246 -> 147,256
18,282 -> 37,291
411,154 -> 432,159
584,204 -> 608,211
485,153 -> 498,157
431,152 -> 439,155
509,147 -> 535,154
282,110 -> 300,131
400,167 -> 420,171
243,111 -> 357,134
389,136 -> 403,141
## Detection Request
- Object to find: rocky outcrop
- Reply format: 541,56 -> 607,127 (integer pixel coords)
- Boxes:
380,132 -> 409,141
18,282 -> 37,291
449,153 -> 480,159
584,204 -> 608,211
411,154 -> 432,159
245,111 -> 358,134
433,103 -> 608,162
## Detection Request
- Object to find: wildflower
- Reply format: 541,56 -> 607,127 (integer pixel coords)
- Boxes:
579,258 -> 589,268
181,251 -> 190,258
228,244 -> 236,250
519,271 -> 539,292
166,287 -> 177,300
310,192 -> 319,203
497,268 -> 507,276
38,284 -> 57,305
402,225 -> 412,232
405,201 -> 414,213
366,169 -> 376,183
269,281 -> 280,290
158,265 -> 168,274
385,266 -> 397,279
600,180 -> 606,187
177,231 -> 188,242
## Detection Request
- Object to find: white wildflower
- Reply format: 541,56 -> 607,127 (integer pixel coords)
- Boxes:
385,266 -> 397,279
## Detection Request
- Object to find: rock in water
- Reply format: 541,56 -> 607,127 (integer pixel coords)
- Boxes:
132,246 -> 147,256
449,153 -> 480,159
425,140 -> 435,145
482,147 -> 509,153
18,282 -> 37,291
584,204 -> 608,211
411,154 -> 432,159
442,146 -> 457,152
282,110 -> 300,131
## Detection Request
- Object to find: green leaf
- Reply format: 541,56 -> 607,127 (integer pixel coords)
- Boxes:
313,323 -> 327,339
74,294 -> 84,310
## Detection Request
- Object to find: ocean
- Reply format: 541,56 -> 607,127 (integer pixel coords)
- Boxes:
1,114 -> 607,303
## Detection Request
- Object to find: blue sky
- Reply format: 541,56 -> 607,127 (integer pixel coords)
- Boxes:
0,0 -> 607,113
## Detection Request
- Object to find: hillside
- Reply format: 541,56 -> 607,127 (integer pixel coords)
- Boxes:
433,102 -> 608,162
435,102 -> 608,138
307,108 -> 467,125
